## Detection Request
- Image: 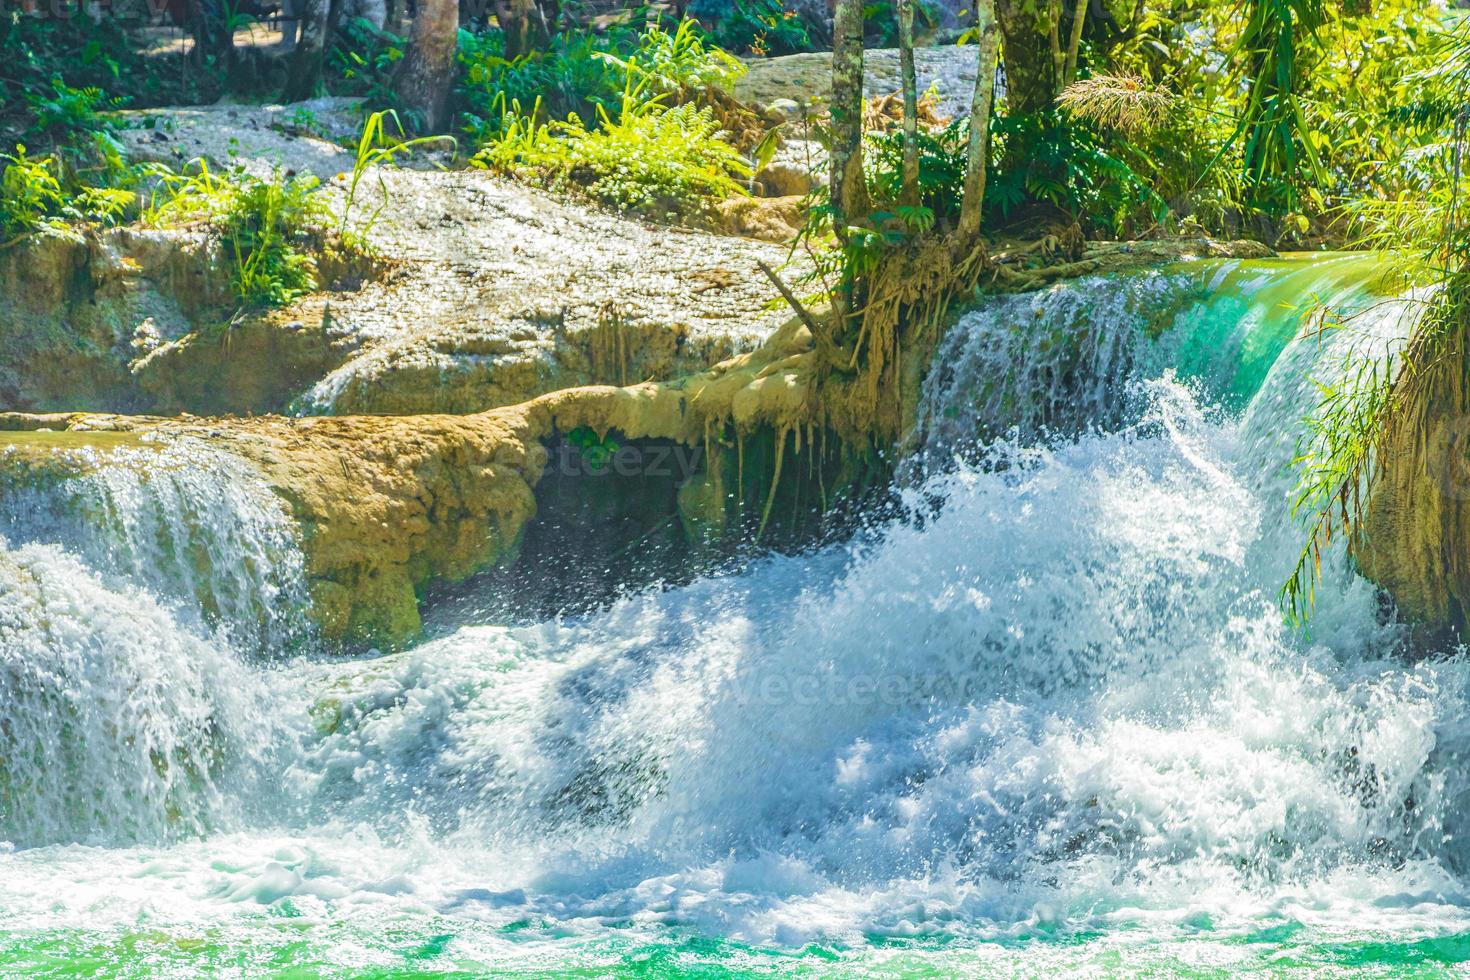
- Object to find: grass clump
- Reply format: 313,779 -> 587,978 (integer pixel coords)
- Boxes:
469,21 -> 751,225
146,162 -> 328,311
475,86 -> 749,224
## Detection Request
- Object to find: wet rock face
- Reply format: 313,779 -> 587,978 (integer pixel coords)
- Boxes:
0,228 -> 365,417
294,170 -> 810,416
0,228 -> 224,413
0,311 -> 828,650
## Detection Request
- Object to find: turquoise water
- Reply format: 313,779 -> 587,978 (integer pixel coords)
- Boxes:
2,255 -> 1466,978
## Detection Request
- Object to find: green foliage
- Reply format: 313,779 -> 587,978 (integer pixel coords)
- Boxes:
0,147 -> 65,241
339,110 -> 452,248
27,78 -> 125,143
0,143 -> 139,244
1279,305 -> 1402,621
458,29 -> 629,141
598,20 -> 746,96
475,83 -> 750,222
867,119 -> 968,229
1231,0 -> 1328,214
469,25 -> 750,224
567,426 -> 622,473
146,163 -> 328,311
701,0 -> 814,56
0,13 -> 215,137
1278,17 -> 1470,622
987,111 -> 1169,236
458,20 -> 743,144
861,0 -> 933,47
329,17 -> 409,110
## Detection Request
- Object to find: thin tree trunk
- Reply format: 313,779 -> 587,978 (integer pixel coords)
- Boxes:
1063,0 -> 1087,86
829,0 -> 869,239
281,0 -> 336,102
897,0 -> 919,208
1048,0 -> 1065,92
193,0 -> 236,78
397,0 -> 460,132
958,0 -> 999,241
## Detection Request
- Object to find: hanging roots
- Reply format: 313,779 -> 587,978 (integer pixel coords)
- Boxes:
818,237 -> 993,442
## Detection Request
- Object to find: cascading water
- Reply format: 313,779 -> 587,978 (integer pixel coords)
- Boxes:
5,254 -> 1470,975
0,436 -> 312,652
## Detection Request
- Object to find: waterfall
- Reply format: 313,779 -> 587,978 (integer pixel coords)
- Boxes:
0,541 -> 286,848
4,252 -> 1469,973
913,252 -> 1405,463
0,435 -> 313,653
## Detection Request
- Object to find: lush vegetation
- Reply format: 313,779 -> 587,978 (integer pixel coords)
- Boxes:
1279,18 -> 1470,621
468,22 -> 751,223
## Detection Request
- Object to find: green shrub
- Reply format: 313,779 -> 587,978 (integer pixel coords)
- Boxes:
475,83 -> 750,223
1,15 -> 216,136
329,17 -> 408,111
866,119 -> 969,230
698,0 -> 813,56
146,163 -> 328,311
985,110 -> 1169,237
458,29 -> 629,140
468,24 -> 750,224
0,144 -> 138,242
0,147 -> 65,240
598,20 -> 746,96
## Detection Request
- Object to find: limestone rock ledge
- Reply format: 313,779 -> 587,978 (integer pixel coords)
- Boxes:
0,316 -> 820,649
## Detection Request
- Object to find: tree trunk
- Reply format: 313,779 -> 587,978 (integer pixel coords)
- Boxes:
192,0 -> 236,75
829,0 -> 868,239
397,0 -> 461,132
281,0 -> 337,102
500,0 -> 552,59
958,0 -> 999,240
995,0 -> 1057,116
1063,0 -> 1087,86
897,0 -> 919,208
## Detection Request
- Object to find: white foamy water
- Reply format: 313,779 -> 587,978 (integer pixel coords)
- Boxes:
0,436 -> 313,652
3,256 -> 1469,973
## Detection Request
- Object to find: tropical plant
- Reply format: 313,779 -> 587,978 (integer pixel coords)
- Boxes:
0,147 -> 65,241
866,119 -> 968,231
1280,19 -> 1470,620
457,28 -> 629,138
701,0 -> 814,56
146,162 -> 329,311
329,17 -> 408,107
338,109 -> 454,247
475,80 -> 750,222
597,20 -> 745,96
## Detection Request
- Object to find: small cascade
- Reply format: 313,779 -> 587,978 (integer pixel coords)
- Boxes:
0,436 -> 312,653
913,269 -> 1199,456
0,540 -> 284,848
913,252 -> 1406,464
